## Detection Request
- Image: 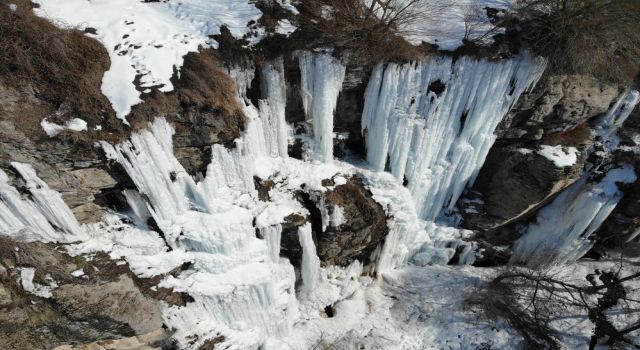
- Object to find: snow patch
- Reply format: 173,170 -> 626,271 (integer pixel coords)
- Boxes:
18,267 -> 57,298
41,118 -> 88,137
275,19 -> 297,36
537,145 -> 578,167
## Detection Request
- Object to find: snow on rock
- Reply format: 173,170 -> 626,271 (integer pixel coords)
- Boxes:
537,145 -> 579,167
512,166 -> 637,267
32,0 -> 262,122
276,0 -> 300,15
275,19 -> 297,36
362,53 -> 546,222
18,267 -> 58,298
41,117 -> 88,137
299,51 -> 346,163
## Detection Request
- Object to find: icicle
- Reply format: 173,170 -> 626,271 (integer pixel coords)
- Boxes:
298,51 -> 346,163
298,223 -> 321,293
260,58 -> 289,158
0,168 -> 58,239
0,163 -> 86,241
594,89 -> 640,143
123,189 -> 152,227
260,224 -> 283,263
100,116 -> 299,347
361,54 -> 546,221
511,166 -> 637,267
100,118 -> 199,243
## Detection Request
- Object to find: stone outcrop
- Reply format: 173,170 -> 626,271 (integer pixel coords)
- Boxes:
467,141 -> 587,230
290,176 -> 389,267
465,74 -> 618,233
0,237 -> 185,350
497,74 -> 619,140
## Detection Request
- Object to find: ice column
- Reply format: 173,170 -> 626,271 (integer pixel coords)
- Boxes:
510,166 -> 637,267
100,118 -> 201,245
362,54 -> 546,220
298,223 -> 321,293
259,59 -> 289,157
594,89 -> 640,143
102,117 -> 297,348
260,224 -> 283,263
299,52 -> 346,163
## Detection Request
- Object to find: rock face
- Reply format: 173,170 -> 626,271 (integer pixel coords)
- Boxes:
53,275 -> 164,335
53,329 -> 170,350
468,142 -> 586,229
465,74 -> 617,233
277,176 -> 389,268
0,237 -> 179,350
497,74 -> 619,140
304,176 -> 388,267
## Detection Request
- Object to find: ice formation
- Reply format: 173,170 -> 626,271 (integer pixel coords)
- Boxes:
298,223 -> 322,294
362,54 -> 546,221
0,163 -> 86,242
299,52 -> 346,163
99,116 -> 298,348
511,166 -> 637,267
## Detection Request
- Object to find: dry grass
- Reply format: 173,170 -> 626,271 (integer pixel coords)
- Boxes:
511,0 -> 640,85
296,0 -> 426,65
0,0 -> 114,133
541,123 -> 592,147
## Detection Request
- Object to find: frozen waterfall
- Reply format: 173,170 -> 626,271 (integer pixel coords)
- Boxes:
100,116 -> 298,348
361,54 -> 546,221
299,52 -> 346,163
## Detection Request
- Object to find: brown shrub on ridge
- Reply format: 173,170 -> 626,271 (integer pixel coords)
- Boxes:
296,0 -> 427,65
0,0 -> 114,133
511,0 -> 640,85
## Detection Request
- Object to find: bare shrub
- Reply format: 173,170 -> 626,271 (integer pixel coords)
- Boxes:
511,0 -> 640,85
468,265 -> 640,349
297,0 -> 444,64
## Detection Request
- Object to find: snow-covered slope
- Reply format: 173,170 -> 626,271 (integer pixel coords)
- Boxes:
32,0 -> 262,121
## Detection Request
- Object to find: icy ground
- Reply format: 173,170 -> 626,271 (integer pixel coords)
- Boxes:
266,265 -> 523,350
